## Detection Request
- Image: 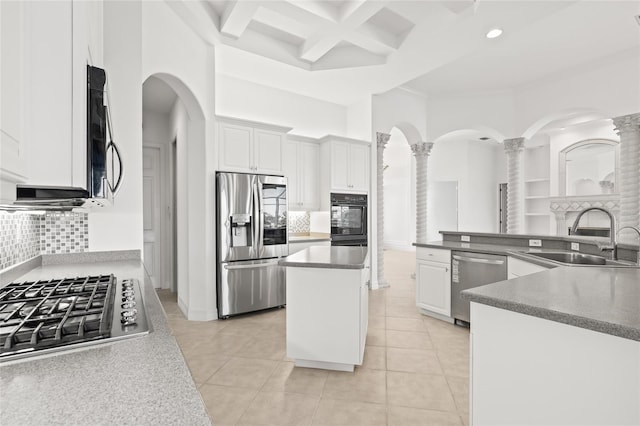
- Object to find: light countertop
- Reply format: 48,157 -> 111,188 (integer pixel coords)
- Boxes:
414,237 -> 640,342
0,254 -> 210,425
461,266 -> 640,341
279,246 -> 368,269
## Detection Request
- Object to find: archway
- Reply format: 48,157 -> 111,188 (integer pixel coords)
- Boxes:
383,127 -> 415,251
429,127 -> 506,239
142,73 -> 213,320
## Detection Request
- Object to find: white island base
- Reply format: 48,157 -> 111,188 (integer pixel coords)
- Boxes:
281,247 -> 369,372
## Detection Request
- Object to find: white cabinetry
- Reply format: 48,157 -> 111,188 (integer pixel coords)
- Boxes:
471,302 -> 640,425
284,135 -> 320,210
0,1 -> 27,202
416,247 -> 452,320
319,136 -> 370,205
286,264 -> 368,371
507,256 -> 549,279
217,117 -> 291,175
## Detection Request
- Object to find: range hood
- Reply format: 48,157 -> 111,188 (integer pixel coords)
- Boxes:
12,65 -> 122,211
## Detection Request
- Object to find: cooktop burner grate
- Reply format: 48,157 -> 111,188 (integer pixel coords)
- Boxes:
0,275 -> 116,357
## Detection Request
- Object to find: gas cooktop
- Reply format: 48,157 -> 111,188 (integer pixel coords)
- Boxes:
0,274 -> 150,362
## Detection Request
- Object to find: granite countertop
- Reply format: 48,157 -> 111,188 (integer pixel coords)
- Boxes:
279,246 -> 368,269
0,255 -> 210,425
416,238 -> 640,341
461,266 -> 640,342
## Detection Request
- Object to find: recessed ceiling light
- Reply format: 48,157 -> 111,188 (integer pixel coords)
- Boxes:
479,137 -> 490,141
486,28 -> 503,39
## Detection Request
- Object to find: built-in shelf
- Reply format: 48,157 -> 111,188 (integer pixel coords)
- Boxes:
525,196 -> 549,200
525,213 -> 550,217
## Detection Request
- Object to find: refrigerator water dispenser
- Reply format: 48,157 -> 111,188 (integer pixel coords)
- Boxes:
231,214 -> 252,247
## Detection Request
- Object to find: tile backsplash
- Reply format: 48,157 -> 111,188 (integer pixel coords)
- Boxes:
288,211 -> 310,233
41,212 -> 89,255
0,213 -> 41,270
0,211 -> 89,271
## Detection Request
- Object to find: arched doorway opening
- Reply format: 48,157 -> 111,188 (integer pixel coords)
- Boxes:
142,73 -> 212,320
383,127 -> 415,250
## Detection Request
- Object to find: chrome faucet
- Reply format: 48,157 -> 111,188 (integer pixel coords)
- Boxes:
570,207 -> 618,260
617,226 -> 640,265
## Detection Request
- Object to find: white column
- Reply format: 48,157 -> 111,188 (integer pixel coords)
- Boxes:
376,132 -> 390,288
504,138 -> 526,234
613,113 -> 640,237
411,142 -> 434,244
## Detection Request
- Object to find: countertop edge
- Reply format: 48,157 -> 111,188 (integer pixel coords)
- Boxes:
464,293 -> 640,342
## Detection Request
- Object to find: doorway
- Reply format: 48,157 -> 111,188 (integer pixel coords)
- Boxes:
142,77 -> 178,291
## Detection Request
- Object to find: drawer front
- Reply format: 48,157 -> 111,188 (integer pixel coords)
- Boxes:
416,247 -> 451,263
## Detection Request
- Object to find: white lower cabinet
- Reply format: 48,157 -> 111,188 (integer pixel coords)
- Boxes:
416,247 -> 452,318
286,265 -> 368,371
471,302 -> 640,425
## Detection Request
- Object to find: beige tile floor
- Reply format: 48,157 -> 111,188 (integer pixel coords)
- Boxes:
157,250 -> 470,426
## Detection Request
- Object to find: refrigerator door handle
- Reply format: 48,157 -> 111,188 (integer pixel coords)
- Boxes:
252,179 -> 260,252
257,180 -> 264,250
224,261 -> 279,270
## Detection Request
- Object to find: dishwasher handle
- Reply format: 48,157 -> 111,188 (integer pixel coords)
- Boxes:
452,255 -> 505,265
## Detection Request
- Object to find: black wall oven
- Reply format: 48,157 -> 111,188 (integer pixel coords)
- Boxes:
330,193 -> 368,246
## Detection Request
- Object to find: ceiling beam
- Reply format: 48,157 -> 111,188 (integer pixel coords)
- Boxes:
299,0 -> 388,62
220,0 -> 259,39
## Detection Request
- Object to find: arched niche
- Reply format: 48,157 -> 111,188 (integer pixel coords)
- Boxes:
558,139 -> 619,196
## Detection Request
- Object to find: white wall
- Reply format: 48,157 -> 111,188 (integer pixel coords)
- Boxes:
143,109 -> 173,145
142,0 -> 217,321
373,88 -> 427,142
346,97 -> 373,141
428,139 -> 504,239
383,128 -> 415,250
89,0 -> 143,252
426,91 -> 515,141
516,50 -> 640,136
216,73 -> 347,138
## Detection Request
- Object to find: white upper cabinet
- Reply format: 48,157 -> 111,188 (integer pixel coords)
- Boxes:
0,1 -> 27,202
284,136 -> 320,211
320,136 -> 370,198
217,117 -> 291,175
18,1 -> 103,189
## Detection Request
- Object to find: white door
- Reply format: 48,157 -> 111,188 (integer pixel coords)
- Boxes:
331,141 -> 350,191
219,122 -> 252,172
300,142 -> 320,210
282,140 -> 299,207
254,129 -> 283,174
349,144 -> 369,192
143,146 -> 162,288
416,260 -> 451,316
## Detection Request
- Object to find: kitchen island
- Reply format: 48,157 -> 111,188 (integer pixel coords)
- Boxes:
279,246 -> 369,372
0,252 -> 210,426
462,266 -> 640,425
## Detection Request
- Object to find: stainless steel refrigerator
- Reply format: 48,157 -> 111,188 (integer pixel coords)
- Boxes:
216,172 -> 288,318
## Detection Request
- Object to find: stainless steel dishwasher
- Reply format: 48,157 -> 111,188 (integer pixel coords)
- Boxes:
451,251 -> 507,324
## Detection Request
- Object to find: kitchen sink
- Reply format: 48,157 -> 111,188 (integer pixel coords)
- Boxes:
524,251 -> 637,267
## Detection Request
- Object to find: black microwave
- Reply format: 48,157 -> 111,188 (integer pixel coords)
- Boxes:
15,65 -> 123,209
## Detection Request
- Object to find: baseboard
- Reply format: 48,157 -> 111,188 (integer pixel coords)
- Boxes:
178,296 -> 218,321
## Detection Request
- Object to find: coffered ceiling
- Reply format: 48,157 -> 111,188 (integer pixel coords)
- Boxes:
168,0 -> 640,105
